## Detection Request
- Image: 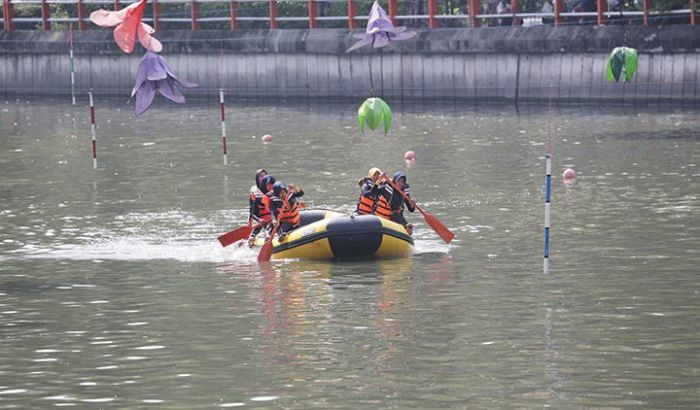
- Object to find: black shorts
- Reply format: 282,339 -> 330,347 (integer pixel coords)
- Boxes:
390,212 -> 408,227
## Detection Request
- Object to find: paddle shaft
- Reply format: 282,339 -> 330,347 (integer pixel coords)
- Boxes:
258,194 -> 290,262
383,175 -> 454,244
382,176 -> 419,214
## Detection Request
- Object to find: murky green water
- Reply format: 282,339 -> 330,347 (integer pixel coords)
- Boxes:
1,97 -> 699,408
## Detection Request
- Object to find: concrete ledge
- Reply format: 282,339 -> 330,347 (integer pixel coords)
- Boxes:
1,26 -> 700,56
1,26 -> 698,102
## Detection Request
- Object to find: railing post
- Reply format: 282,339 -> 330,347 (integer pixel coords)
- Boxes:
269,0 -> 278,29
511,0 -> 520,25
596,0 -> 605,25
2,0 -> 13,32
554,0 -> 563,26
428,0 -> 439,28
388,0 -> 398,26
230,0 -> 239,30
308,0 -> 317,28
691,0 -> 696,25
3,0 -> 15,31
153,0 -> 161,30
469,0 -> 480,27
77,0 -> 87,29
643,0 -> 649,25
113,0 -> 120,10
348,0 -> 357,29
191,0 -> 200,30
41,0 -> 51,30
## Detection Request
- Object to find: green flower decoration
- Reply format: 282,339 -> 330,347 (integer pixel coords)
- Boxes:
357,97 -> 392,135
607,47 -> 638,83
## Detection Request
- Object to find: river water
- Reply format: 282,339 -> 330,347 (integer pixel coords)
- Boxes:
1,97 -> 698,409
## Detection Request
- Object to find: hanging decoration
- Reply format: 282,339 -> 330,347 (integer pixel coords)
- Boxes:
346,1 -> 417,52
131,51 -> 197,115
357,97 -> 392,135
606,46 -> 638,83
89,0 -> 162,53
348,2 -> 415,135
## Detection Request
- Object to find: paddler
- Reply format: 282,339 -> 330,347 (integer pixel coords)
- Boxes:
269,181 -> 305,240
355,167 -> 384,216
375,171 -> 416,235
247,174 -> 276,246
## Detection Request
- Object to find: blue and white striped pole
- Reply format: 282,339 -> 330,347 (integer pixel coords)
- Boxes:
543,153 -> 552,273
543,88 -> 553,274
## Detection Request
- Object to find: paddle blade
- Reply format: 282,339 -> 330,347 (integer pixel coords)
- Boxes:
217,225 -> 254,247
423,212 -> 454,244
257,239 -> 274,262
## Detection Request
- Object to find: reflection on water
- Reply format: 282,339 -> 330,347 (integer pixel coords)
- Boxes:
1,98 -> 699,408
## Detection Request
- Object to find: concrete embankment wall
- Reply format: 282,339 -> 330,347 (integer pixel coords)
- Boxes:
1,26 -> 699,102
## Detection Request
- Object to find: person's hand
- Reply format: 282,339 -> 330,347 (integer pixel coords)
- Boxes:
288,183 -> 300,193
272,220 -> 279,228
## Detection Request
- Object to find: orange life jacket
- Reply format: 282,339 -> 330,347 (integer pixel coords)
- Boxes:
280,199 -> 301,227
250,190 -> 271,222
259,193 -> 273,223
356,194 -> 376,215
375,195 -> 395,219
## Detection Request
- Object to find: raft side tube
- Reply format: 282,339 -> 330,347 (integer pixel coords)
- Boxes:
268,215 -> 413,260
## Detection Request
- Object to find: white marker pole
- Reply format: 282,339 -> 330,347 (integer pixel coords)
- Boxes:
89,91 -> 97,169
543,90 -> 553,274
219,88 -> 228,165
69,23 -> 76,105
543,153 -> 552,274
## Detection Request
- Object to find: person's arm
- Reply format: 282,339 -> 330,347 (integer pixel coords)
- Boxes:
379,183 -> 392,202
269,197 -> 282,222
403,184 -> 416,212
250,195 -> 262,222
249,194 -> 256,223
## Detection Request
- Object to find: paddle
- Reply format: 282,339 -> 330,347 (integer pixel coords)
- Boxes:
383,176 -> 455,244
258,195 -> 289,262
217,221 -> 264,247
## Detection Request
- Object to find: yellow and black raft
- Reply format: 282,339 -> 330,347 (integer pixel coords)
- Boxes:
253,210 -> 414,260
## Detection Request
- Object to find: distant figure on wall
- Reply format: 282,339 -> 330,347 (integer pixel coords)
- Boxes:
497,0 -> 513,26
542,0 -> 554,25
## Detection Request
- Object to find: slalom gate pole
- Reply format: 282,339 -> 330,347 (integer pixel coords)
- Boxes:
89,91 -> 97,169
543,91 -> 553,274
69,23 -> 76,105
220,88 -> 228,165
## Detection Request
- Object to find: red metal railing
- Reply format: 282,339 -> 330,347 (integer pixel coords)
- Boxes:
1,0 -> 698,32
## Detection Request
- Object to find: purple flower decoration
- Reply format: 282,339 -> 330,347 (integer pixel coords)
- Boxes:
346,1 -> 417,53
131,51 -> 197,116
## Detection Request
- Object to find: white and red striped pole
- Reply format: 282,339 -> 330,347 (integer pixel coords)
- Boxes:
219,88 -> 228,165
89,91 -> 97,169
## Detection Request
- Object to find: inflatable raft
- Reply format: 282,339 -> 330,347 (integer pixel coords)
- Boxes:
253,210 -> 414,260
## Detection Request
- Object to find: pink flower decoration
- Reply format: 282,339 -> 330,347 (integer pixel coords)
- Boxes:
90,0 -> 162,54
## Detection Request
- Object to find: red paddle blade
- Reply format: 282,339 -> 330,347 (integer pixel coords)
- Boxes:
217,225 -> 254,247
423,212 -> 454,244
257,240 -> 274,262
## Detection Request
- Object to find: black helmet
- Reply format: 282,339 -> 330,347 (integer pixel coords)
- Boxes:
272,181 -> 287,197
